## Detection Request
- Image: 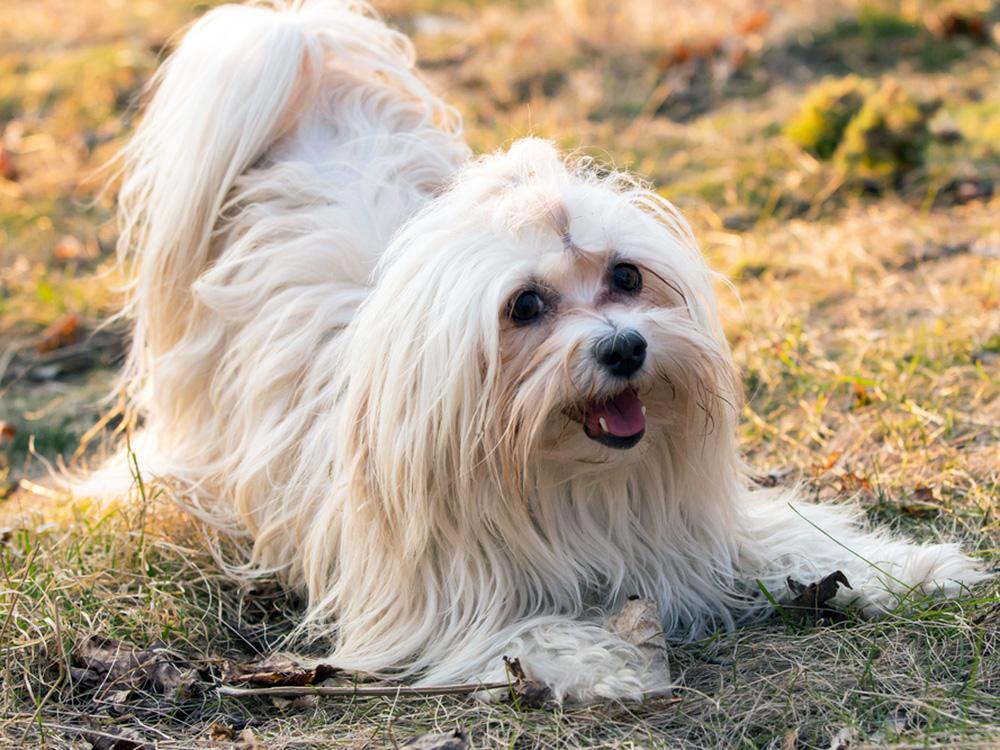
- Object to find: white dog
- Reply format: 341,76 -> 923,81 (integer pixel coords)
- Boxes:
100,0 -> 986,701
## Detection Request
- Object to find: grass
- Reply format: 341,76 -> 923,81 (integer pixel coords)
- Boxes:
1,0 -> 999,747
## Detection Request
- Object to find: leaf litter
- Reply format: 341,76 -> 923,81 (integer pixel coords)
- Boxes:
783,571 -> 852,625
608,596 -> 673,696
71,635 -> 201,704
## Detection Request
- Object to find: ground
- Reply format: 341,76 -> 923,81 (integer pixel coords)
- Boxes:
1,0 -> 998,747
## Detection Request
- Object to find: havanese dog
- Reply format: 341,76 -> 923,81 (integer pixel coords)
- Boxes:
91,0 -> 986,702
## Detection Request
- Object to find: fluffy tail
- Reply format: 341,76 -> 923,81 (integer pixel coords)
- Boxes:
116,0 -> 456,405
71,0 -> 460,503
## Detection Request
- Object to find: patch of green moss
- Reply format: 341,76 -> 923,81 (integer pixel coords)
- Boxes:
980,333 -> 1000,354
835,79 -> 936,181
856,6 -> 921,44
951,98 -> 1000,151
787,77 -> 937,183
785,76 -> 874,160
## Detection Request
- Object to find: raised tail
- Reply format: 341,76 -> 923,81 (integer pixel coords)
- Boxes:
76,1 -> 463,504
118,0 -> 456,384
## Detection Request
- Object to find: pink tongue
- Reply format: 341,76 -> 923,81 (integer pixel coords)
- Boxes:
585,390 -> 646,437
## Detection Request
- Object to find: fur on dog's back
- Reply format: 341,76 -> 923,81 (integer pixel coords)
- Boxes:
107,0 -> 467,567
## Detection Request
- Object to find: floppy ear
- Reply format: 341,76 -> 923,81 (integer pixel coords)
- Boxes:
333,223 -> 508,558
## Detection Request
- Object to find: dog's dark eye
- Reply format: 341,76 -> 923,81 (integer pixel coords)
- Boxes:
509,290 -> 545,324
612,263 -> 642,293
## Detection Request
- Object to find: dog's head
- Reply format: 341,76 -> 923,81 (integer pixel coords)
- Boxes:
340,139 -> 740,535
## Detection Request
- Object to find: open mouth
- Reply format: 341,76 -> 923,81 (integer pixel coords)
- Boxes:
575,388 -> 646,450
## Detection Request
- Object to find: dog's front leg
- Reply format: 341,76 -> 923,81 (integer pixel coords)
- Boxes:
462,617 -> 671,704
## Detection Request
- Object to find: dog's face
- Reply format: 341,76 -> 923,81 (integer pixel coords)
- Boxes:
482,145 -> 738,479
492,195 -> 738,477
344,140 -> 739,504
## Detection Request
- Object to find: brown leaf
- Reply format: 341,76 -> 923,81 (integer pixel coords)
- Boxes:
821,451 -> 843,471
74,637 -> 147,684
148,652 -> 200,699
502,656 -> 551,709
401,729 -> 469,750
900,486 -> 943,517
36,312 -> 80,353
0,421 -> 15,443
852,382 -> 872,407
784,571 -> 852,624
208,722 -> 236,741
223,654 -> 339,687
72,636 -> 201,702
837,472 -> 872,495
924,9 -> 987,40
608,597 -> 671,694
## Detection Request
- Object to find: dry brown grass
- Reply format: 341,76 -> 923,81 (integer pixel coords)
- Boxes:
1,0 -> 998,747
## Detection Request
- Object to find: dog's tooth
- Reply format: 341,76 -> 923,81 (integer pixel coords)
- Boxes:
641,406 -> 647,415
599,417 -> 608,433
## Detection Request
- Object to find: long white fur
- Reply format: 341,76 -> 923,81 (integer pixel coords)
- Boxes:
95,0 -> 988,702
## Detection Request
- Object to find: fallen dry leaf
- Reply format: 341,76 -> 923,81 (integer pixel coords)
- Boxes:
821,451 -> 843,471
223,653 -> 339,687
502,656 -> 551,709
608,597 -> 671,694
71,635 -> 201,702
836,472 -> 873,496
401,729 -> 469,749
36,312 -> 80,354
852,382 -> 873,407
0,421 -> 15,443
924,8 -> 987,40
784,571 -> 852,624
900,486 -> 943,518
208,722 -> 236,741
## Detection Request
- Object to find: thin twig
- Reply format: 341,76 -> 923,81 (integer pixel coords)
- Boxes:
218,681 -> 510,699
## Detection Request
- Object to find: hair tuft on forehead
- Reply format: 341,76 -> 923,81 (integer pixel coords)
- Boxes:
538,198 -> 582,255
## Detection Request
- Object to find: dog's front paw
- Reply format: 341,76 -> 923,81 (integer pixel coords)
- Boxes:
489,619 -> 672,703
472,661 -> 655,704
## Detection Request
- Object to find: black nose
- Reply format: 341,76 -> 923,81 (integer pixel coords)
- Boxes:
594,330 -> 647,378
